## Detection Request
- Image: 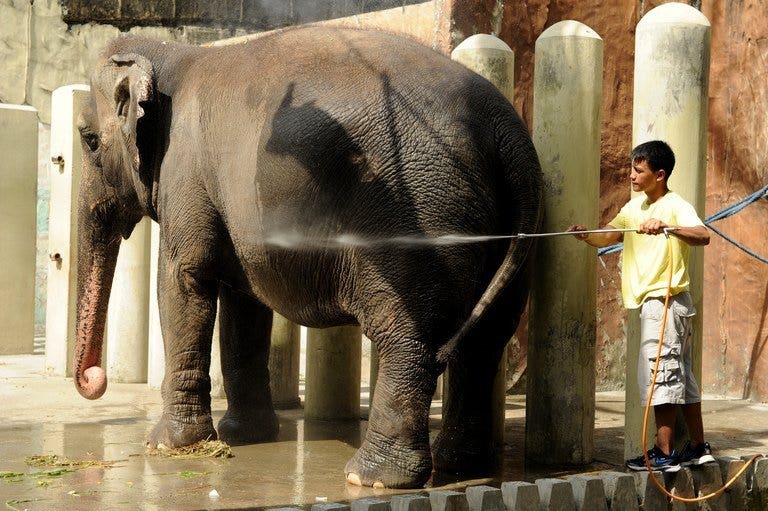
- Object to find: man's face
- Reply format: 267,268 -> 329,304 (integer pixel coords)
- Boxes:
630,159 -> 664,194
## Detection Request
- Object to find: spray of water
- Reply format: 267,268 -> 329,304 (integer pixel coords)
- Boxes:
262,227 -> 641,250
262,232 -> 521,250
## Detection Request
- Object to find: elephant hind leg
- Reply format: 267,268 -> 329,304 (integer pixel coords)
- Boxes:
345,335 -> 440,489
431,340 -> 505,477
216,283 -> 279,445
432,288 -> 526,477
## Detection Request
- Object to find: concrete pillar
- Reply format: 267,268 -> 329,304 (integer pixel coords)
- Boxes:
269,313 -> 301,409
106,217 -> 151,382
627,2 -> 710,458
368,340 -> 379,408
147,222 -> 163,389
210,307 -> 224,398
527,20 -> 603,464
304,326 -> 362,420
450,33 -> 515,454
450,34 -> 514,101
46,85 -> 89,374
0,104 -> 38,356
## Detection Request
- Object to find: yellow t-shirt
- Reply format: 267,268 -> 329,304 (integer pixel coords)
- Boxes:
609,191 -> 704,309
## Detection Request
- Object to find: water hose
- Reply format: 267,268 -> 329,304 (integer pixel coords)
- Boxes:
641,228 -> 763,502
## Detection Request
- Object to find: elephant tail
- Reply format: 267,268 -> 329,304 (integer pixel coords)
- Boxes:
436,113 -> 543,364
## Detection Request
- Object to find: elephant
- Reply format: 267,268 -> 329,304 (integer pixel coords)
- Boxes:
72,26 -> 543,489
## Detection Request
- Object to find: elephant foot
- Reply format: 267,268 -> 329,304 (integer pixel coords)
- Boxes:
431,428 -> 497,477
344,441 -> 432,489
217,410 -> 279,446
147,414 -> 217,448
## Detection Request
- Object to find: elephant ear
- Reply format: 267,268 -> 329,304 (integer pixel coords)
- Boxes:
107,53 -> 154,141
97,52 -> 159,219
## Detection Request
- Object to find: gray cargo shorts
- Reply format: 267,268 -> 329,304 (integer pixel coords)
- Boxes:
637,291 -> 702,406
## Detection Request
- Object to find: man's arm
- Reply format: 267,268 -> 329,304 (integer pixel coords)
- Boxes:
567,224 -> 624,248
636,219 -> 710,246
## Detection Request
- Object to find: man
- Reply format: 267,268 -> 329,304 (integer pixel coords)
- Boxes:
568,140 -> 714,472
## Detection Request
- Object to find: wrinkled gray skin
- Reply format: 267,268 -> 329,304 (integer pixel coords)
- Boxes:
73,26 -> 542,489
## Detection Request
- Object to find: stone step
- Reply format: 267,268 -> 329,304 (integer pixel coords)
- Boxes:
296,456 -> 768,511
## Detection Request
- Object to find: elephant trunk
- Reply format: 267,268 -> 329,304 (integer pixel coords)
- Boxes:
73,206 -> 121,400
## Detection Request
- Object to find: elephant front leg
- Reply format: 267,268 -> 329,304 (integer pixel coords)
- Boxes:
216,284 -> 279,445
148,257 -> 219,448
345,343 -> 438,489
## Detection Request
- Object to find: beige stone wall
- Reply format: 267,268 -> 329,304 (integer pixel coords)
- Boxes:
0,1 -> 437,122
0,0 -> 254,123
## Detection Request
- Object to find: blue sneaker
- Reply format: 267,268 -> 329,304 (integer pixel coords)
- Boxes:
626,445 -> 680,472
679,441 -> 715,466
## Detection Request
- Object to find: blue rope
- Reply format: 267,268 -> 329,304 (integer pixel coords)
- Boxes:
706,223 -> 768,264
597,184 -> 768,261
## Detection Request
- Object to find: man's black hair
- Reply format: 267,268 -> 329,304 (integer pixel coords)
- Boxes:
631,140 -> 675,179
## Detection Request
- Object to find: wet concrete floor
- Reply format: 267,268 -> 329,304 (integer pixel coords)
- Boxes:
2,354 -> 767,510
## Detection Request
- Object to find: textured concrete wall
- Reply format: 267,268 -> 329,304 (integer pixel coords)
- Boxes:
0,0 -> 255,124
59,0 -> 427,29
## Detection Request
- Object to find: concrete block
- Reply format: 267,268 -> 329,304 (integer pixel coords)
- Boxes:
690,461 -> 727,510
631,471 -> 670,511
598,471 -> 638,510
500,481 -> 540,511
429,490 -> 469,511
716,456 -> 747,511
121,0 -> 174,21
60,0 -> 120,23
352,498 -> 390,511
177,0 -> 241,23
534,478 -> 576,510
0,104 -> 37,356
465,485 -> 504,511
747,456 -> 768,511
739,455 -> 758,488
390,494 -> 430,511
667,468 -> 696,511
565,475 -> 608,511
312,503 -> 351,511
242,0 -> 294,28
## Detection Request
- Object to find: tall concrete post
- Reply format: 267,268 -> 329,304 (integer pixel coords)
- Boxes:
0,104 -> 38,356
269,313 -> 301,409
210,307 -> 224,398
304,326 -> 362,420
627,2 -> 710,458
147,221 -> 163,389
46,85 -> 89,375
527,20 -> 603,464
450,33 -> 516,453
106,217 -> 151,383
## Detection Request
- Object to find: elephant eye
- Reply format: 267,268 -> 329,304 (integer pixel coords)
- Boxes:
82,132 -> 100,152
